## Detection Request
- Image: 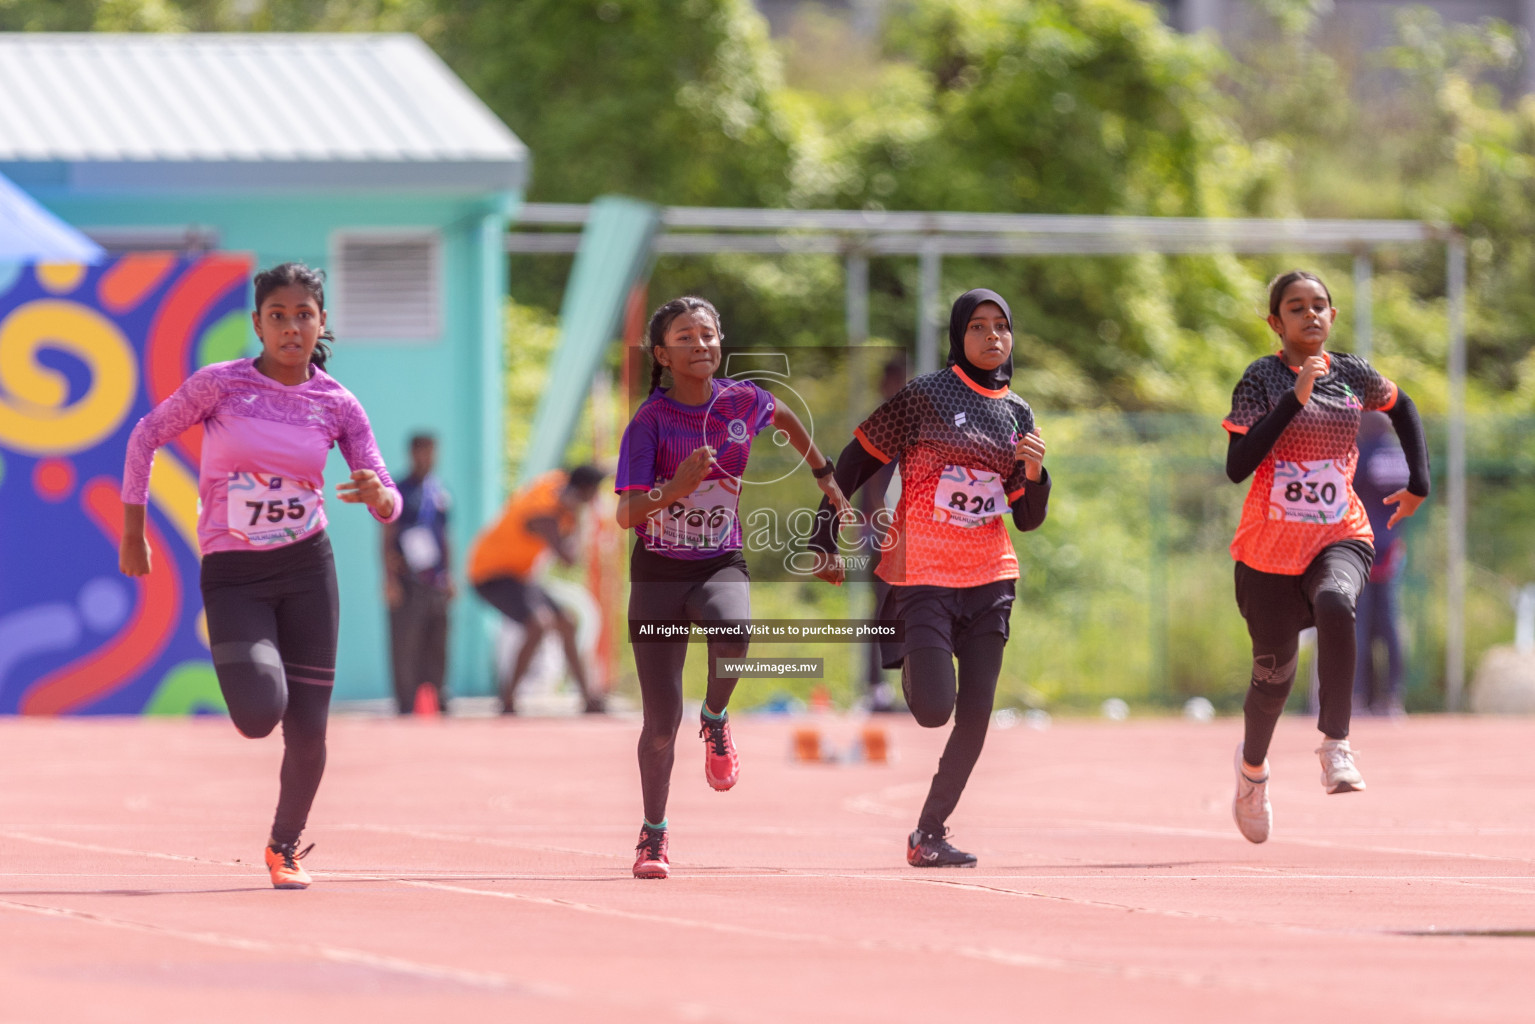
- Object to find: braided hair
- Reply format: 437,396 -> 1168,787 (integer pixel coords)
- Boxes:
646,296 -> 722,393
253,262 -> 335,372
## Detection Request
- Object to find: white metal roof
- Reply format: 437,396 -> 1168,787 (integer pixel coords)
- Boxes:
0,33 -> 527,192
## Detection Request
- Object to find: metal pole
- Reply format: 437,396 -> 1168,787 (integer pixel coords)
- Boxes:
1148,459 -> 1168,697
1353,251 -> 1373,361
917,240 -> 941,375
846,252 -> 869,345
1446,234 -> 1467,711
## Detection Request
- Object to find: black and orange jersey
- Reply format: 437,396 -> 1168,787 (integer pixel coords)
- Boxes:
1222,351 -> 1398,575
855,365 -> 1038,587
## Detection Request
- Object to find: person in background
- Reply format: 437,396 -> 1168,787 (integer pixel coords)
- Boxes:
1352,411 -> 1412,717
469,465 -> 608,715
860,359 -> 908,712
383,433 -> 454,715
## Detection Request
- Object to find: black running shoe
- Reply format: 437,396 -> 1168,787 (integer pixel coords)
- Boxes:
906,828 -> 977,868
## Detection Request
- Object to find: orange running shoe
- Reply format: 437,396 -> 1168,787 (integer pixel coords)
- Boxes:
699,709 -> 739,791
264,840 -> 314,889
633,825 -> 669,879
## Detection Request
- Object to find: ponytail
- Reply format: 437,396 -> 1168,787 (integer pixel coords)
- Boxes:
311,331 -> 334,372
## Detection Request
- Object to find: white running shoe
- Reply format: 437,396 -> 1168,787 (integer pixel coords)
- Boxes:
1232,744 -> 1271,844
1316,738 -> 1365,793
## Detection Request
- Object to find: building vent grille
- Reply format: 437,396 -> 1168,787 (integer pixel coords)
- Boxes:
332,233 -> 441,340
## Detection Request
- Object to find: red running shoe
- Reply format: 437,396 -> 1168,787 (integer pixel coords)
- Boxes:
699,709 -> 739,791
633,825 -> 669,879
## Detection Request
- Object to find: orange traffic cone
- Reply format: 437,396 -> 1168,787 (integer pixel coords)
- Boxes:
793,726 -> 823,763
860,725 -> 889,764
413,683 -> 440,717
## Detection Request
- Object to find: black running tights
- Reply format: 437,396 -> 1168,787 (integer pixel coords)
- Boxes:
1235,542 -> 1371,766
904,635 -> 1007,835
201,532 -> 338,847
629,563 -> 751,824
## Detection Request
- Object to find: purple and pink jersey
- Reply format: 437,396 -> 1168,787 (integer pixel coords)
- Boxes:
122,358 -> 402,556
616,378 -> 776,559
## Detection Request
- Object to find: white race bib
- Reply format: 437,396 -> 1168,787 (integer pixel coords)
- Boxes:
226,471 -> 322,546
654,477 -> 742,549
932,465 -> 1008,528
400,525 -> 442,572
1268,460 -> 1349,524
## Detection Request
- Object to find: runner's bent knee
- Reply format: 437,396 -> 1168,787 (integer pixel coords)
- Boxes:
211,640 -> 286,738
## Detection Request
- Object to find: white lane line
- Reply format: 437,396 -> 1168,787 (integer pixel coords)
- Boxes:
0,830 -> 240,866
2,871 -> 1531,885
1066,820 -> 1535,867
333,822 -> 628,861
0,896 -> 563,999
9,825 -> 1528,887
395,878 -> 1272,995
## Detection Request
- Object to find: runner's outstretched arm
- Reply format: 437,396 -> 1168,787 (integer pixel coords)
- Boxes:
806,438 -> 886,556
1009,468 -> 1051,532
1225,392 -> 1303,483
1384,391 -> 1431,497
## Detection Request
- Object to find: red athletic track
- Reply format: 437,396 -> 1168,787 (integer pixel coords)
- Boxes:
2,713 -> 1533,1024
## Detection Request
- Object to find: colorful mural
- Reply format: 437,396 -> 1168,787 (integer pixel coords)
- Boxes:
0,255 -> 252,715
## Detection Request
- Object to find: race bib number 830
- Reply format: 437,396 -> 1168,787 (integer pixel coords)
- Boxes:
1268,460 -> 1349,524
227,471 -> 323,546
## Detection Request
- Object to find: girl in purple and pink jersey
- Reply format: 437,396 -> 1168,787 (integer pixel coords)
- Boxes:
119,262 -> 400,890
616,296 -> 846,879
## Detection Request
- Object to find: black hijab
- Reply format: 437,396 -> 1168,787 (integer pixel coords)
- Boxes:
947,288 -> 1013,390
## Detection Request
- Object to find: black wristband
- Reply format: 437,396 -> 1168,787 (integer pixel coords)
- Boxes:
812,461 -> 835,478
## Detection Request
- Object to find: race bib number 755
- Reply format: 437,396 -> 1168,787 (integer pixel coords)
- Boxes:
227,471 -> 323,546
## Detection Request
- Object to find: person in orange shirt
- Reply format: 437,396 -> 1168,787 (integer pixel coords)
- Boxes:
468,465 -> 607,714
1223,270 -> 1430,844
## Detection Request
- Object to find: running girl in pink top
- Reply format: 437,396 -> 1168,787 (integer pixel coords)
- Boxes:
119,262 -> 401,889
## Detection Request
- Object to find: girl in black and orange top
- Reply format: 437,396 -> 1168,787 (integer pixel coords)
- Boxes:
1224,270 -> 1429,844
810,288 -> 1050,867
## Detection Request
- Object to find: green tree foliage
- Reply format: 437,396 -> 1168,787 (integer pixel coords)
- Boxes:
431,0 -> 798,208
778,0 -> 1283,411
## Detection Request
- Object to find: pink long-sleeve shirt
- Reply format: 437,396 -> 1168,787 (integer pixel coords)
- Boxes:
122,358 -> 402,556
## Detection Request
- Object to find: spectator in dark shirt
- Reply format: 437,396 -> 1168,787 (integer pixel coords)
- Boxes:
383,434 -> 454,713
861,359 -> 907,712
1353,412 -> 1412,717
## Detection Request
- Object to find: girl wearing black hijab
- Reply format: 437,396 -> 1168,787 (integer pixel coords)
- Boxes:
808,289 -> 1051,866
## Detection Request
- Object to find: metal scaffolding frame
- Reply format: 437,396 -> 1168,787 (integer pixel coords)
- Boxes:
508,203 -> 1469,708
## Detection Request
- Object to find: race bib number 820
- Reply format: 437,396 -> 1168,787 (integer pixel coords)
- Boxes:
933,465 -> 1008,528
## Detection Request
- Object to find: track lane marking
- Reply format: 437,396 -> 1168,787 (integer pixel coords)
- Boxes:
332,822 -> 628,860
0,896 -> 563,998
395,878 -> 1279,995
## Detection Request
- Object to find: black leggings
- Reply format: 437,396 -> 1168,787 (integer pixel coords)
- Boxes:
904,638 -> 1007,835
1235,541 -> 1372,765
201,531 -> 338,847
628,549 -> 751,824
